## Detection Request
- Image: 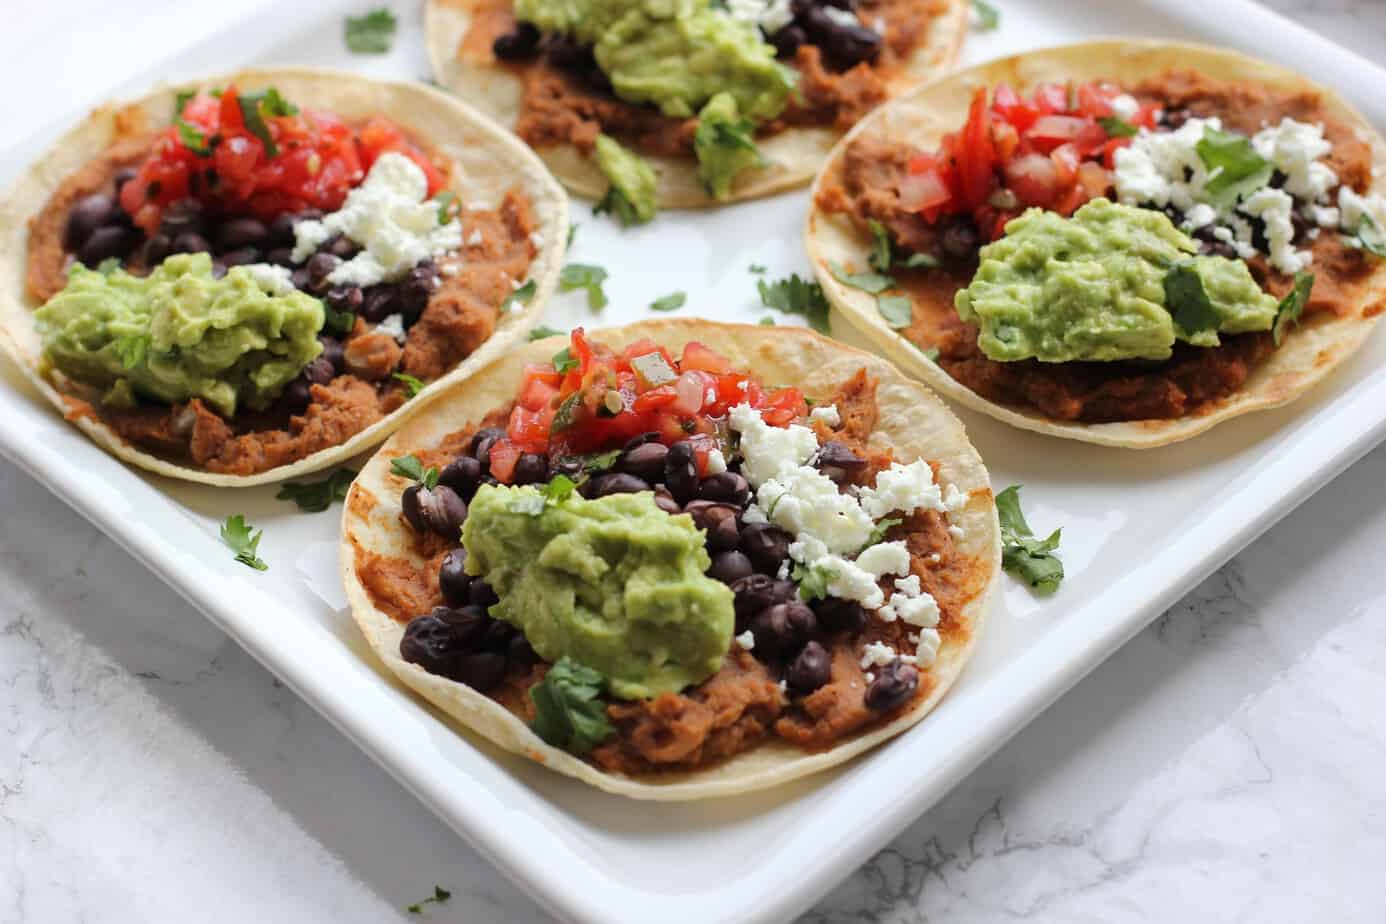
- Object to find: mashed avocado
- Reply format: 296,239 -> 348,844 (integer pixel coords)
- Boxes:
694,92 -> 763,198
593,134 -> 659,224
955,199 -> 1279,363
36,254 -> 323,416
462,484 -> 734,699
513,0 -> 793,122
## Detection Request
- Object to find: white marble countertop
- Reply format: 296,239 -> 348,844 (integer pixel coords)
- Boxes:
4,1 -> 1386,921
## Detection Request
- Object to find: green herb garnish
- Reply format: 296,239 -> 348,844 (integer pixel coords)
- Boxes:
406,885 -> 452,914
867,219 -> 894,272
345,7 -> 397,54
791,561 -> 836,601
276,468 -> 357,512
865,517 -> 903,548
758,316 -> 776,325
829,261 -> 894,294
552,346 -> 579,373
757,274 -> 831,333
1196,126 -> 1273,207
391,453 -> 439,489
392,372 -> 426,398
1357,213 -> 1386,258
996,485 -> 1063,594
972,0 -> 1000,29
593,186 -> 644,227
567,223 -> 578,247
876,294 -> 914,330
559,263 -> 609,310
582,448 -> 622,472
1273,272 -> 1314,346
549,390 -> 583,433
749,263 -> 767,274
236,88 -> 298,158
324,306 -> 355,336
502,279 -> 537,312
922,346 -> 941,362
175,118 -> 213,156
220,515 -> 268,572
1163,261 -> 1222,338
528,324 -> 565,341
433,190 -> 457,224
649,291 -> 686,312
528,656 -> 615,755
1098,116 -> 1139,138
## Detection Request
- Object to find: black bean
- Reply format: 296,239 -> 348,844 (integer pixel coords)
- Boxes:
220,246 -> 260,267
64,194 -> 117,250
481,618 -> 516,652
1160,107 -> 1190,130
665,441 -> 699,503
786,641 -> 832,694
306,251 -> 340,286
823,0 -> 859,10
263,247 -> 294,266
469,579 -> 499,611
159,199 -> 204,235
697,471 -> 750,506
812,596 -> 866,634
439,548 -> 471,607
588,472 -> 650,497
512,452 -> 549,486
730,574 -> 795,625
939,215 -> 981,261
545,35 -> 595,72
113,167 -> 137,196
623,431 -> 662,451
359,286 -> 396,323
617,441 -> 669,483
266,213 -> 297,246
77,226 -> 140,266
652,486 -> 682,516
279,378 -> 312,414
804,7 -> 881,68
685,501 -> 741,552
325,285 -> 363,317
493,21 -> 541,60
397,263 -> 440,323
708,550 -> 754,585
400,612 -> 470,676
170,231 -> 210,255
142,233 -> 172,266
470,426 -> 506,467
865,659 -> 919,712
740,522 -> 792,575
302,354 -> 335,386
749,601 -> 817,658
402,484 -> 468,538
326,234 -> 359,260
508,633 -> 538,665
452,651 -> 508,691
439,454 -> 483,500
290,267 -> 312,291
548,456 -> 585,482
217,217 -> 268,250
769,23 -> 806,58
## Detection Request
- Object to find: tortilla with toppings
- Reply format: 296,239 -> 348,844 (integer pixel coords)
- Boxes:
807,41 -> 1386,448
0,68 -> 567,485
424,0 -> 968,211
341,319 -> 999,799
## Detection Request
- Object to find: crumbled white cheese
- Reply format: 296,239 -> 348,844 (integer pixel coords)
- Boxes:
529,231 -> 545,249
1110,94 -> 1140,121
808,404 -> 841,427
855,541 -> 911,579
860,641 -> 898,670
894,575 -> 921,597
729,403 -> 820,485
1182,203 -> 1218,230
705,448 -> 728,475
375,313 -> 407,344
857,458 -> 944,520
725,0 -> 794,34
292,153 -> 462,288
888,592 -> 940,629
948,525 -> 965,539
466,228 -> 483,246
237,262 -> 295,296
735,630 -> 756,651
1240,186 -> 1310,274
1339,186 -> 1386,235
1252,118 -> 1337,201
820,5 -> 863,30
914,629 -> 942,667
757,467 -> 875,555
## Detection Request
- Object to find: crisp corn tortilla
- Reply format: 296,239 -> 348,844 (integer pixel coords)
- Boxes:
0,68 -> 568,486
340,319 -> 1000,800
806,40 -> 1386,448
424,0 -> 969,207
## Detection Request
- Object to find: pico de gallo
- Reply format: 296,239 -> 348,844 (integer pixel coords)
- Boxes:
487,329 -> 808,483
119,86 -> 445,234
901,81 -> 1160,241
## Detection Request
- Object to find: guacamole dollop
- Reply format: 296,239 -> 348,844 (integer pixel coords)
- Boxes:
694,92 -> 763,199
462,484 -> 734,700
955,199 -> 1279,363
513,0 -> 793,122
35,254 -> 324,416
593,134 -> 659,224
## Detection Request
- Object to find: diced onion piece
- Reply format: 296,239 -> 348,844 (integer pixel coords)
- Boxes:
899,169 -> 951,212
673,371 -> 705,416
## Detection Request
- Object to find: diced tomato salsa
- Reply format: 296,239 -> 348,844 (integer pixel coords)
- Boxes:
488,329 -> 808,484
119,86 -> 445,234
901,81 -> 1159,241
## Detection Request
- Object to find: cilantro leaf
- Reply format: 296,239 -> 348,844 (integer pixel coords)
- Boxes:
901,252 -> 939,269
345,7 -> 397,54
758,316 -> 776,325
829,260 -> 895,294
502,279 -> 537,312
433,190 -> 457,225
552,346 -> 579,373
922,346 -> 941,362
972,0 -> 1000,29
1163,262 -> 1221,338
220,515 -> 268,572
391,454 -> 439,489
749,263 -> 767,274
544,474 -> 579,503
877,294 -> 914,330
551,390 -> 583,433
592,186 -> 645,227
1196,126 -> 1272,207
236,89 -> 300,158
867,219 -> 894,272
567,223 -> 578,247
175,118 -> 213,156
174,89 -> 196,117
276,468 -> 357,512
406,885 -> 452,914
111,335 -> 148,370
1098,116 -> 1139,138
791,561 -> 837,601
995,485 -> 1063,594
1357,213 -> 1386,258
757,274 -> 831,333
392,372 -> 426,398
865,516 -> 903,548
1273,272 -> 1314,346
324,305 -> 356,336
649,291 -> 686,313
559,263 -> 608,310
581,449 -> 621,472
693,99 -> 764,199
528,325 -> 565,341
528,656 -> 615,754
